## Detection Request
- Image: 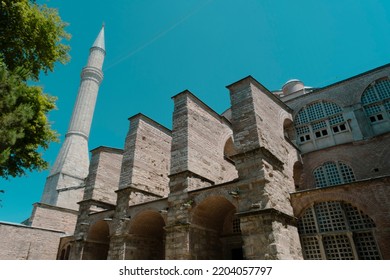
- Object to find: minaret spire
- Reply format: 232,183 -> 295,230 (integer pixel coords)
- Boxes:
40,27 -> 106,210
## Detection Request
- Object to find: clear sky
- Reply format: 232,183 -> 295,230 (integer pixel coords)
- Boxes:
1,0 -> 390,223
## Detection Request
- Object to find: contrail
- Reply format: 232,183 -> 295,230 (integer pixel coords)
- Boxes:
105,0 -> 214,71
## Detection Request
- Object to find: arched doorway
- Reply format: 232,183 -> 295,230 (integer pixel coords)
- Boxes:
191,196 -> 243,259
83,220 -> 110,260
127,210 -> 165,259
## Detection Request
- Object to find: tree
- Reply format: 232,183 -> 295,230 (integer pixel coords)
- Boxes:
0,62 -> 57,178
0,0 -> 70,179
0,0 -> 70,80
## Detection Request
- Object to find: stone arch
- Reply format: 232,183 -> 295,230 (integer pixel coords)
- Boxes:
190,195 -> 243,259
223,136 -> 238,162
126,210 -> 166,259
293,190 -> 376,221
283,118 -> 295,141
293,161 -> 304,189
83,220 -> 110,260
58,244 -> 71,260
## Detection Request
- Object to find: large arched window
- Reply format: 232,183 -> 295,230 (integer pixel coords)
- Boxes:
361,78 -> 390,123
313,161 -> 355,188
298,201 -> 381,260
294,101 -> 348,144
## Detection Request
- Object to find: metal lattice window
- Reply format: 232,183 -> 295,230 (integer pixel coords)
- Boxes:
323,234 -> 355,260
301,236 -> 322,260
312,121 -> 327,131
362,79 -> 390,124
313,161 -> 355,188
294,101 -> 347,144
339,163 -> 356,184
298,207 -> 317,234
374,79 -> 390,100
323,102 -> 342,116
361,86 -> 378,104
384,100 -> 390,112
298,201 -> 381,260
232,218 -> 241,233
296,126 -> 310,135
344,204 -> 374,230
306,102 -> 325,121
329,114 -> 344,125
316,201 -> 347,232
354,232 -> 381,260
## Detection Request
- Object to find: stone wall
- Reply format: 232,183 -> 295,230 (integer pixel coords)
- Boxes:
170,91 -> 238,186
299,133 -> 390,190
29,203 -> 78,233
0,222 -> 63,260
119,114 -> 171,198
83,146 -> 123,204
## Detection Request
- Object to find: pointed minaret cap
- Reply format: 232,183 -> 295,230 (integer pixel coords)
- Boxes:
92,24 -> 105,51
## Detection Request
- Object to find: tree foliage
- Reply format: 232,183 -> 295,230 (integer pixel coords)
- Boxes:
0,62 -> 57,178
0,0 -> 70,179
0,0 -> 70,80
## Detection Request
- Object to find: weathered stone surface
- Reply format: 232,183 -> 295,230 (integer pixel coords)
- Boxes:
0,222 -> 64,260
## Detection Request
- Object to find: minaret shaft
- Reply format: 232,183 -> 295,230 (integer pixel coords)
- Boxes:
40,27 -> 105,210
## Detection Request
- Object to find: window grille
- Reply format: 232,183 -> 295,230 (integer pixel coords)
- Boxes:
329,115 -> 344,125
315,201 -> 347,232
294,101 -> 347,144
343,204 -> 374,230
362,78 -> 390,124
298,207 -> 317,234
339,163 -> 356,184
296,126 -> 310,135
374,79 -> 390,100
301,236 -> 322,260
323,101 -> 342,116
298,201 -> 381,260
361,87 -> 378,104
312,121 -> 327,131
354,232 -> 381,260
232,218 -> 241,233
323,234 -> 355,260
313,161 -> 355,188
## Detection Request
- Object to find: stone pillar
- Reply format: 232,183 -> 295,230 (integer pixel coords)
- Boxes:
227,76 -> 303,259
239,209 -> 301,259
108,187 -> 132,259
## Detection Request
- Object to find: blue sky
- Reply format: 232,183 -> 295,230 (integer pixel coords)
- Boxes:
1,0 -> 390,222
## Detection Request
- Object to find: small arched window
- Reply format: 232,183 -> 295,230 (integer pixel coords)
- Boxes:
313,161 -> 355,188
361,78 -> 390,123
223,137 -> 237,163
294,101 -> 348,144
298,201 -> 381,260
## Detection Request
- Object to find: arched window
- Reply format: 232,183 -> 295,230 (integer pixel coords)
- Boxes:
313,161 -> 355,188
298,201 -> 381,260
361,78 -> 390,123
224,137 -> 237,163
294,101 -> 348,144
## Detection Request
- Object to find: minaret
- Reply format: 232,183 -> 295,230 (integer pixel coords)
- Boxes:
40,26 -> 105,210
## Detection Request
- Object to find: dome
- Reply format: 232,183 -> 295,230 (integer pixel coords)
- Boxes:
282,79 -> 304,95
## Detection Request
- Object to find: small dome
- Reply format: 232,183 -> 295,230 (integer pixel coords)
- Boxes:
282,79 -> 304,95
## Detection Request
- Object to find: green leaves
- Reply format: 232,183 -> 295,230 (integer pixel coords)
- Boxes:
0,0 -> 70,80
0,0 -> 69,179
0,62 -> 58,178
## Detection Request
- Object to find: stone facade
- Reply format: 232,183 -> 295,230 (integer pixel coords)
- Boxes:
64,63 -> 390,260
0,222 -> 64,260
1,27 -> 390,260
